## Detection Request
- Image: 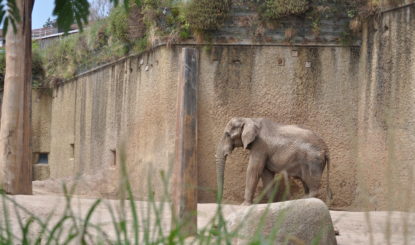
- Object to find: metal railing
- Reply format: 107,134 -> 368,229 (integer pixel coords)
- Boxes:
32,28 -> 58,39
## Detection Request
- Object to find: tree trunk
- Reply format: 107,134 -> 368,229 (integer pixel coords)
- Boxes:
0,0 -> 34,194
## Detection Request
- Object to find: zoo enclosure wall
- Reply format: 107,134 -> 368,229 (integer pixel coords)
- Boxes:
30,4 -> 415,210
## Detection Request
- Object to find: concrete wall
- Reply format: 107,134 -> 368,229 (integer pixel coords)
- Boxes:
354,5 -> 415,210
32,89 -> 52,163
33,4 -> 415,210
48,47 -> 179,199
197,45 -> 360,207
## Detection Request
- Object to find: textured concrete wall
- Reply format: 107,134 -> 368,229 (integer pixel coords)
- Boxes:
354,5 -> 415,210
48,47 -> 179,199
44,45 -> 360,207
32,89 -> 52,155
49,80 -> 77,178
39,5 -> 415,210
197,45 -> 360,207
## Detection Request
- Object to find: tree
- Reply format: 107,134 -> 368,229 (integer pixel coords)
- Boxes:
89,0 -> 113,21
0,0 -> 140,194
0,0 -> 196,237
0,0 -> 34,194
42,17 -> 57,28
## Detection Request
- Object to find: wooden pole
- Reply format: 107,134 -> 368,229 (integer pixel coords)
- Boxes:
172,48 -> 199,236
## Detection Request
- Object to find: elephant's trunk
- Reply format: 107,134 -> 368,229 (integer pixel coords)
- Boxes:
215,135 -> 232,203
216,153 -> 227,202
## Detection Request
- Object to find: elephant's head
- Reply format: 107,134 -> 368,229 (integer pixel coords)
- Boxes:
215,117 -> 260,202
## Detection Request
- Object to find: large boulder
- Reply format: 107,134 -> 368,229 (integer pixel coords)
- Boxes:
225,198 -> 337,245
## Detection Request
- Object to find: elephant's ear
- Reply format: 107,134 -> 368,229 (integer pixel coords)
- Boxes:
241,119 -> 260,149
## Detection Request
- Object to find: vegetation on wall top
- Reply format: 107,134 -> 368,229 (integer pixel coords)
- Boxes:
263,0 -> 310,19
33,0 -> 232,84
18,0 -> 387,86
0,44 -> 45,90
183,0 -> 231,31
40,4 -> 147,85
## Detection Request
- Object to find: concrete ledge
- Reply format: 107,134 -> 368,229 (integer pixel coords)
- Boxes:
226,198 -> 337,245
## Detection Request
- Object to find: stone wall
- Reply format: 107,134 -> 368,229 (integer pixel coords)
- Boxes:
212,0 -> 355,45
32,4 -> 415,210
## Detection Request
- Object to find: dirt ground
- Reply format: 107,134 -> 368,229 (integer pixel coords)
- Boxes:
1,192 -> 414,244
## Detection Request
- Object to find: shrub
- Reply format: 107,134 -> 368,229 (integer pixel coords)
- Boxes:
108,6 -> 130,43
39,6 -> 140,82
32,42 -> 46,87
264,0 -> 310,19
183,0 -> 231,31
43,34 -> 79,80
0,44 -> 45,89
131,36 -> 148,53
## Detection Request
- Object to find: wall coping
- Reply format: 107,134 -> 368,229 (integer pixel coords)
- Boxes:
64,42 -> 361,85
381,2 -> 415,14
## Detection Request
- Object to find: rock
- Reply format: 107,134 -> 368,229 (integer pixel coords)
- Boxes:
225,198 -> 337,245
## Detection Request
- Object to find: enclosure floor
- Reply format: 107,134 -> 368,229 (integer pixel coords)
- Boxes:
2,194 -> 414,244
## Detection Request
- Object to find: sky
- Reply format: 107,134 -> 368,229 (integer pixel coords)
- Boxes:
2,1 -> 106,30
32,0 -> 55,29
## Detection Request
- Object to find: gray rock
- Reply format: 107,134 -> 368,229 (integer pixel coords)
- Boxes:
225,198 -> 337,245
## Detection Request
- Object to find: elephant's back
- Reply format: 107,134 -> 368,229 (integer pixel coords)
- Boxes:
276,124 -> 328,153
259,119 -> 328,152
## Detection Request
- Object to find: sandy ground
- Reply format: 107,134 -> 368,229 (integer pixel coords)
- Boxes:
1,194 -> 414,244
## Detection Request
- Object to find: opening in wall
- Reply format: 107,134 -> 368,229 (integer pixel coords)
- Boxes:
70,143 -> 75,159
38,153 -> 49,164
111,149 -> 116,166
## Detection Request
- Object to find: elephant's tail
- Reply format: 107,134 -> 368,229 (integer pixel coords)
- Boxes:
325,153 -> 333,206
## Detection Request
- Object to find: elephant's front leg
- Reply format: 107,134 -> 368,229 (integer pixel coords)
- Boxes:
242,153 -> 266,205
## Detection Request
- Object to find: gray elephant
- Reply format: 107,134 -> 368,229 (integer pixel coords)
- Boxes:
215,117 -> 331,205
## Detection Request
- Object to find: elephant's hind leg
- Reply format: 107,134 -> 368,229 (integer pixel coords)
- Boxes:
262,169 -> 291,202
300,179 -> 310,195
303,175 -> 321,198
261,168 -> 275,202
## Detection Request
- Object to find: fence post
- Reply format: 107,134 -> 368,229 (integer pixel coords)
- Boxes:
172,47 -> 199,236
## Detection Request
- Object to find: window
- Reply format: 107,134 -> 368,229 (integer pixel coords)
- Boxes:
38,153 -> 48,164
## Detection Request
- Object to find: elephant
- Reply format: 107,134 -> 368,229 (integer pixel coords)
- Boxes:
215,117 -> 331,205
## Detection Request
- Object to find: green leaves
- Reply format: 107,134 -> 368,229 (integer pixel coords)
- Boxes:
47,0 -> 142,34
0,0 -> 143,35
53,0 -> 90,32
0,0 -> 21,35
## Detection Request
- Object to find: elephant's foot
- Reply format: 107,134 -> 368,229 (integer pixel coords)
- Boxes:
308,191 -> 319,198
